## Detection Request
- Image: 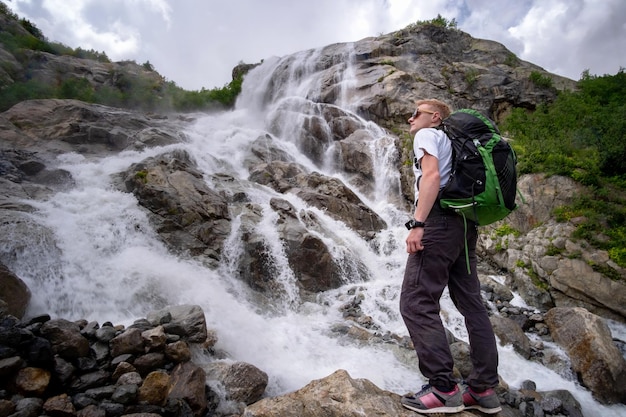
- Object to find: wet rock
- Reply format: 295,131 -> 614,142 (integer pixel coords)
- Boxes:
490,315 -> 531,359
0,262 -> 31,319
40,319 -> 90,359
545,307 -> 626,404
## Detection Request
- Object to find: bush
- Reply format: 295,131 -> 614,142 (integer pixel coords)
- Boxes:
504,69 -> 626,270
529,71 -> 553,88
502,70 -> 625,180
0,79 -> 55,110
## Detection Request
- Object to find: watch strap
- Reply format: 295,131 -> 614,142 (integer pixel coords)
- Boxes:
405,219 -> 426,230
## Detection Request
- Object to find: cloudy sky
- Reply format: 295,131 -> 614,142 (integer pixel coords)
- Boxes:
5,0 -> 626,91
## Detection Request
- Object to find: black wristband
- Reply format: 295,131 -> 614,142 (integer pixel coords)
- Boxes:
405,219 -> 426,230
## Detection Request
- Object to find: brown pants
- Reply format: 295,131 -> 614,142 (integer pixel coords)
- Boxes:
399,209 -> 499,391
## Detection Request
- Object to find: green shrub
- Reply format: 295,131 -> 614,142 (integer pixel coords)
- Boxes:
465,68 -> 479,86
0,79 -> 55,111
544,244 -> 563,256
504,68 -> 626,274
407,14 -> 458,30
59,78 -> 95,102
504,53 -> 519,67
609,247 -> 626,269
494,224 -> 520,237
529,71 -> 553,88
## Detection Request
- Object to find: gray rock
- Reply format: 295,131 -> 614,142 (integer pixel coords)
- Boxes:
545,307 -> 626,404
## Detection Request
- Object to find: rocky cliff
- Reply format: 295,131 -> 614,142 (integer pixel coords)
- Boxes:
1,22 -> 625,416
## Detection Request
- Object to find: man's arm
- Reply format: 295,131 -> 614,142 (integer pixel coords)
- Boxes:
406,152 -> 440,253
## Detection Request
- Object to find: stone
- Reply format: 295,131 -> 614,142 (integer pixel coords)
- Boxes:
142,326 -> 167,351
243,369 -> 476,417
117,371 -> 142,386
76,404 -> 107,417
133,352 -> 165,376
167,361 -> 207,417
40,319 -> 90,359
204,361 -> 268,405
0,262 -> 30,319
164,340 -> 191,363
490,316 -> 531,359
159,305 -> 208,344
138,370 -> 171,406
15,367 -> 51,396
545,307 -> 626,404
0,356 -> 24,377
551,258 -> 626,319
110,328 -> 145,357
43,393 -> 76,416
112,361 -> 137,381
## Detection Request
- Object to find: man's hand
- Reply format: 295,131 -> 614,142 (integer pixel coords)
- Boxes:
406,227 -> 425,253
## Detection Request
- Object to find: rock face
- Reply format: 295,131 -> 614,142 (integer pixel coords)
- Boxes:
480,175 -> 626,322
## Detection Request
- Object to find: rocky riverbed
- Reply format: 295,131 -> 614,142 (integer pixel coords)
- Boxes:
0,302 -> 595,417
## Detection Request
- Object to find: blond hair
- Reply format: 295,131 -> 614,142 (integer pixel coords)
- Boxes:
415,99 -> 452,120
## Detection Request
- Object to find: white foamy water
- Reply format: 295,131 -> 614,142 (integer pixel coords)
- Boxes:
9,45 -> 626,417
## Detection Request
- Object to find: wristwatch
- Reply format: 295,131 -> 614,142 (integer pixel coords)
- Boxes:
405,219 -> 426,230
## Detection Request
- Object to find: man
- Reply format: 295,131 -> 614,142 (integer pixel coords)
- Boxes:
399,99 -> 501,414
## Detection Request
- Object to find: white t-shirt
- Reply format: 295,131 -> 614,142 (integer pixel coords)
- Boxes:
412,127 -> 453,203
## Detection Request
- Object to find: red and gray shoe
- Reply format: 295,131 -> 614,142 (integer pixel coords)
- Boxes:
461,384 -> 502,414
401,384 -> 464,414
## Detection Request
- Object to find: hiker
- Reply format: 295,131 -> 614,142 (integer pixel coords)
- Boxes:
399,99 -> 502,415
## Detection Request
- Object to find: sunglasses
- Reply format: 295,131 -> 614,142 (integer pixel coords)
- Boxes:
411,108 -> 436,119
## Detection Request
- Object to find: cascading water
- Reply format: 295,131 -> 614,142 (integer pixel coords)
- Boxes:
9,43 -> 626,416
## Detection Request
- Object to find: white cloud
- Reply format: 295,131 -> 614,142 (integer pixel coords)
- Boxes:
6,0 -> 626,89
506,0 -> 626,78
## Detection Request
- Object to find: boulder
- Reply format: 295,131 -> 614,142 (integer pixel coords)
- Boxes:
167,361 -> 208,417
0,262 -> 31,318
39,319 -> 90,359
248,161 -> 387,237
243,369 -> 481,417
204,361 -> 268,405
545,307 -> 626,404
121,150 -> 232,262
490,315 -> 531,359
550,258 -> 626,319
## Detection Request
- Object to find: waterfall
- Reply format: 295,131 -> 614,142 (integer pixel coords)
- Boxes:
9,44 -> 626,416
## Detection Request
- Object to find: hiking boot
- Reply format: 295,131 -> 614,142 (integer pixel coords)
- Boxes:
461,384 -> 502,414
401,384 -> 464,414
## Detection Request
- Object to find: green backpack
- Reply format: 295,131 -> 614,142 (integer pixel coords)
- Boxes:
437,109 -> 518,226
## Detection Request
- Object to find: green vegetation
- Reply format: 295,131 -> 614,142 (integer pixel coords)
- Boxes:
529,269 -> 550,291
135,170 -> 148,183
494,224 -> 520,237
504,53 -> 519,67
514,260 -> 549,291
529,71 -> 553,88
503,69 -> 626,267
420,14 -> 458,29
465,68 -> 479,87
0,2 -> 243,112
544,244 -> 563,256
404,14 -> 458,32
